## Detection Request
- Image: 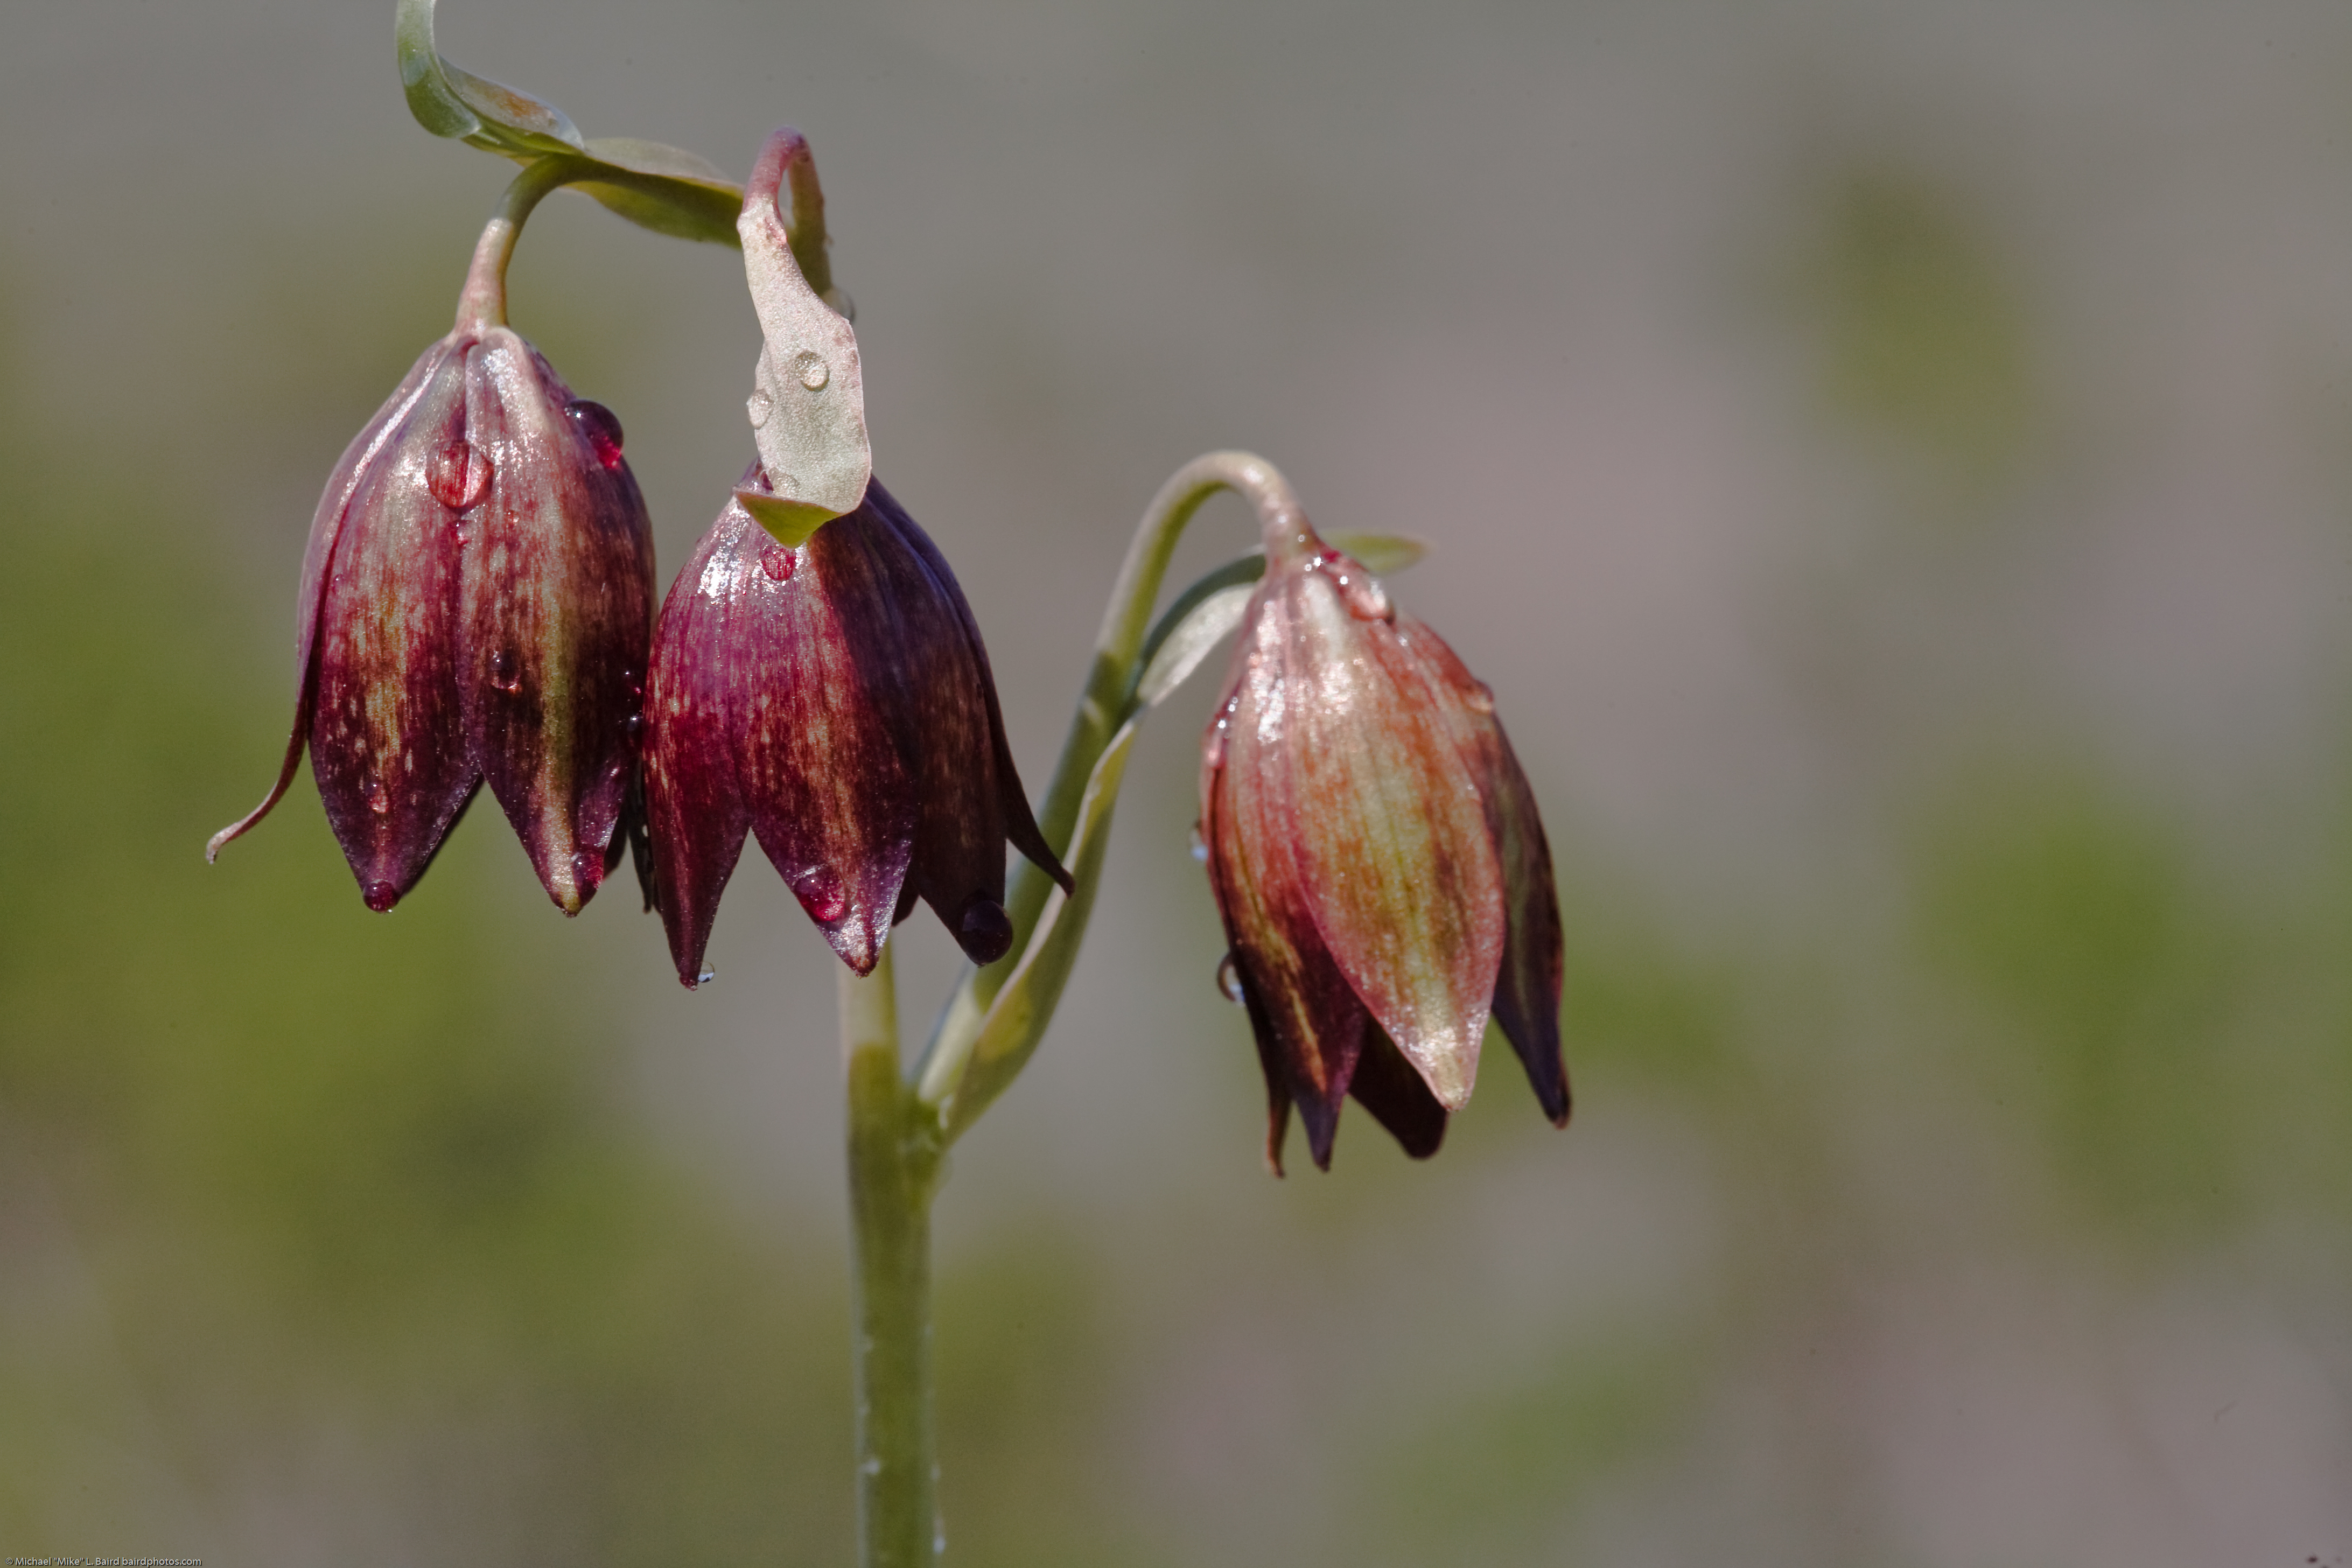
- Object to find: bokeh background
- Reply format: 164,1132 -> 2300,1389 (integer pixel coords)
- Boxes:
6,0 -> 2352,1562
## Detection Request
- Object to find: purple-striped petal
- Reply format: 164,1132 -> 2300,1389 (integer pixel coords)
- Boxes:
460,331 -> 656,914
643,513 -> 755,985
726,483 -> 918,975
1259,549 -> 1506,1111
306,347 -> 478,912
1206,605 -> 1370,1172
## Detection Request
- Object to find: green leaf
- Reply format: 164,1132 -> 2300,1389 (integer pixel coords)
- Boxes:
575,138 -> 744,246
397,0 -> 584,158
940,723 -> 1139,1141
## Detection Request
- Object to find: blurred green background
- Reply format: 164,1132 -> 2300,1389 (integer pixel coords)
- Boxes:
6,1 -> 2352,1563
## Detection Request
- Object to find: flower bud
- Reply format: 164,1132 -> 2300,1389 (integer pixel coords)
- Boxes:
1201,519 -> 1567,1172
208,326 -> 655,915
643,468 -> 1070,983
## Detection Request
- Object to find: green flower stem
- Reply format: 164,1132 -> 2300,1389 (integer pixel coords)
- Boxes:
914,451 -> 1303,1106
454,152 -> 781,333
841,942 -> 942,1567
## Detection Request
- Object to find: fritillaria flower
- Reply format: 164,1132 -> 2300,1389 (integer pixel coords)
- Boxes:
207,313 -> 655,915
1201,514 -> 1567,1172
643,467 -> 1070,984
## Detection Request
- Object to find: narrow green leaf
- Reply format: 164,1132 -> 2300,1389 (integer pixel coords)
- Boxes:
1328,529 -> 1426,576
1134,584 -> 1253,711
397,0 -> 584,158
576,138 -> 744,246
941,723 -> 1139,1141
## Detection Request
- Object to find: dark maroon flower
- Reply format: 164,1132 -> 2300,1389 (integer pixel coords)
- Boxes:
643,467 -> 1070,983
207,327 -> 655,915
1201,515 -> 1567,1173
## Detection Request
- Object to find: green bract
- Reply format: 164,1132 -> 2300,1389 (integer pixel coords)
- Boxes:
397,0 -> 745,246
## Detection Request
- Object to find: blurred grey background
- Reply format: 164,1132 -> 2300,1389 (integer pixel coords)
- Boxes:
5,0 -> 2352,1563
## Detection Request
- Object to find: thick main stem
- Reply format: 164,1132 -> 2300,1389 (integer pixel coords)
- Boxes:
841,944 -> 940,1567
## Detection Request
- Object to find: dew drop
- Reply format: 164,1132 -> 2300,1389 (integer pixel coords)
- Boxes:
490,650 -> 521,692
792,350 -> 830,390
622,713 -> 643,747
1188,822 -> 1209,863
425,439 -> 493,512
746,387 -> 773,428
760,542 -> 798,582
1215,951 -> 1246,1004
565,400 -> 626,470
1203,723 -> 1227,769
1462,679 -> 1496,714
364,880 -> 400,913
622,667 -> 642,697
361,776 -> 390,815
794,865 -> 849,923
697,966 -> 716,986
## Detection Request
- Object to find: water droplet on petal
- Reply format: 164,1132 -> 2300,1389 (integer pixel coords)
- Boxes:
760,543 -> 797,582
792,350 -> 830,390
1203,724 -> 1227,769
622,667 -> 642,697
1189,822 -> 1208,863
491,650 -> 521,692
958,895 -> 1015,964
697,966 -> 716,986
746,388 -> 773,428
361,776 -> 389,815
565,400 -> 626,470
426,439 -> 493,512
622,713 -> 643,747
364,880 -> 400,913
1216,951 -> 1246,1004
794,865 -> 848,923
1462,679 -> 1496,714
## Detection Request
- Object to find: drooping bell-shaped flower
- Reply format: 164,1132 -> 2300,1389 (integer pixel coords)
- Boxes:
643,467 -> 1071,983
1200,513 -> 1567,1172
207,276 -> 655,914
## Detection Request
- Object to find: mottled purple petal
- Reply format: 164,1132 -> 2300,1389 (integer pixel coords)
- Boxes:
644,515 -> 755,985
884,482 -> 1073,901
461,331 -> 656,914
726,484 -> 918,975
208,340 -> 459,864
306,349 -> 478,911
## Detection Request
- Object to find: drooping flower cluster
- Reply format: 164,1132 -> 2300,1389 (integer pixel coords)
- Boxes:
208,102 -> 1566,1179
1201,516 -> 1567,1172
